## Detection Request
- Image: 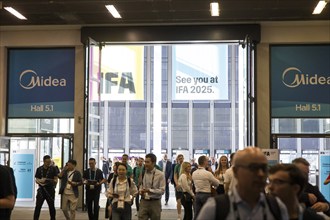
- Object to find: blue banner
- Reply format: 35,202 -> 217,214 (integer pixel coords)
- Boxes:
320,151 -> 330,202
12,151 -> 35,200
270,45 -> 330,118
8,48 -> 75,118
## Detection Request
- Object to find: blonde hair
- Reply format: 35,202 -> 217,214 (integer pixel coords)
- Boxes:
179,161 -> 191,176
215,155 -> 229,175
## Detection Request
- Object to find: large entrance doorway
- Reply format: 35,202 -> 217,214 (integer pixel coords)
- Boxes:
10,135 -> 73,207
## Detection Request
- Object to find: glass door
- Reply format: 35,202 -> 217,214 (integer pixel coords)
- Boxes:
0,137 -> 10,165
62,136 -> 73,168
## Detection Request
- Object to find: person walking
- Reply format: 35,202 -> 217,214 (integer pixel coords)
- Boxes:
138,153 -> 165,220
83,158 -> 107,220
58,159 -> 82,220
158,154 -> 172,205
213,155 -> 229,195
33,155 -> 59,220
178,162 -> 194,220
192,155 -> 220,219
133,157 -> 144,216
107,162 -> 137,220
0,164 -> 16,220
197,147 -> 288,220
174,154 -> 184,220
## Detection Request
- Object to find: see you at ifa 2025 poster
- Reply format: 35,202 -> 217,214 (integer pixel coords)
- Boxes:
7,48 -> 75,118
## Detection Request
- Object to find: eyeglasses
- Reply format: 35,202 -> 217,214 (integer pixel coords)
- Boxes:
236,163 -> 268,173
268,179 -> 292,186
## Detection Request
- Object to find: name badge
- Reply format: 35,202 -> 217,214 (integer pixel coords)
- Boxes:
66,184 -> 71,190
118,200 -> 124,209
90,185 -> 94,190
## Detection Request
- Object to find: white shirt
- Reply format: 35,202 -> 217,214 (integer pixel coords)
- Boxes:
224,167 -> 237,192
192,167 -> 220,193
108,177 -> 138,204
178,173 -> 194,196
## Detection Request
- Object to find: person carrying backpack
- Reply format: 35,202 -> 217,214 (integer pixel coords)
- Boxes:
196,147 -> 289,220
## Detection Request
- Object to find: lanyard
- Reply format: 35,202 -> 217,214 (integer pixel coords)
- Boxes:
89,169 -> 96,180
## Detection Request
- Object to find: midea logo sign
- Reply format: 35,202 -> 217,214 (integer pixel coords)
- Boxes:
282,67 -> 330,88
19,70 -> 67,90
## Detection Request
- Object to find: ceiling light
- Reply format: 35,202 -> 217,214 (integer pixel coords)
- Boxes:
210,2 -> 220,16
4,7 -> 27,20
313,0 -> 328,14
105,5 -> 121,18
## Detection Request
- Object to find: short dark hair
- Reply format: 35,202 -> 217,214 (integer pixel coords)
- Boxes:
43,155 -> 51,161
229,153 -> 235,161
292,158 -> 310,166
269,163 -> 306,196
198,155 -> 207,166
122,154 -> 129,158
146,153 -> 157,163
117,162 -> 127,170
67,159 -> 77,166
89,158 -> 96,162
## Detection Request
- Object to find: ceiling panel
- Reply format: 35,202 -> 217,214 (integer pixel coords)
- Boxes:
0,0 -> 329,26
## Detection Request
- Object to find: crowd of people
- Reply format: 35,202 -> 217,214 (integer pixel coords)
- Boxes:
1,147 -> 330,220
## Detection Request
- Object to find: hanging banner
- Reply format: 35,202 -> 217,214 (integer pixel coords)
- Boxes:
7,48 -> 75,118
172,44 -> 228,100
270,45 -> 330,118
319,151 -> 330,202
101,45 -> 144,101
11,150 -> 35,200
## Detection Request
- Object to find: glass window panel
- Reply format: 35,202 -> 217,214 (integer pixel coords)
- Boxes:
7,118 -> 74,134
193,107 -> 209,150
129,103 -> 147,150
172,108 -> 188,150
214,106 -> 231,150
108,104 -> 125,150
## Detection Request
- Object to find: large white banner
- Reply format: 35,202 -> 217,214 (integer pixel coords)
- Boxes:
101,45 -> 144,101
172,44 -> 228,100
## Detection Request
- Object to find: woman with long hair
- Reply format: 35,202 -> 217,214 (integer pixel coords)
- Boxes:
213,155 -> 229,195
178,162 -> 195,220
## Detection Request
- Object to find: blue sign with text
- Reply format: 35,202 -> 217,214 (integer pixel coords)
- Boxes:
271,45 -> 330,118
12,153 -> 34,199
8,48 -> 75,118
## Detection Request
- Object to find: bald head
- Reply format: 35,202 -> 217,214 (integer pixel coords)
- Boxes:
233,146 -> 267,167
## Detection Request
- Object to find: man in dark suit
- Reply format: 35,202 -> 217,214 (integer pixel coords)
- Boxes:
158,154 -> 172,205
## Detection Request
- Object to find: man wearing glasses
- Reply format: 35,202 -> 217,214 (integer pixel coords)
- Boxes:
268,163 -> 324,219
197,147 -> 288,220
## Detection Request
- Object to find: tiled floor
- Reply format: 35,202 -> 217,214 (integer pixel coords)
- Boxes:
12,184 -> 182,220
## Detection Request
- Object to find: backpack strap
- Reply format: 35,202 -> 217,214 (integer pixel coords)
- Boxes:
265,194 -> 282,220
215,194 -> 230,220
127,176 -> 131,187
112,176 -> 117,189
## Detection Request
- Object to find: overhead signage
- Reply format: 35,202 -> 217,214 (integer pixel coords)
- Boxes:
101,45 -> 144,101
271,45 -> 330,117
172,44 -> 228,100
7,48 -> 75,118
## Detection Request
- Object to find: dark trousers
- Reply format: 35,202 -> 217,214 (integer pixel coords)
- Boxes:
86,190 -> 101,220
135,193 -> 140,211
181,193 -> 193,220
33,187 -> 56,220
165,181 -> 170,202
194,192 -> 211,220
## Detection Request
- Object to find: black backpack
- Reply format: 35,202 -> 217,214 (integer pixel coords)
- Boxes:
215,193 -> 282,220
